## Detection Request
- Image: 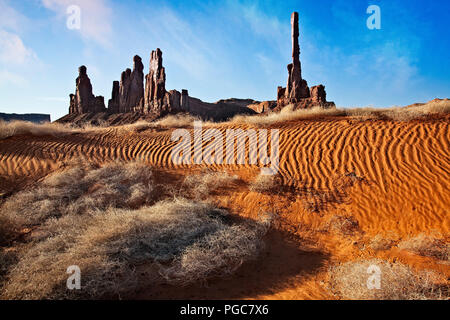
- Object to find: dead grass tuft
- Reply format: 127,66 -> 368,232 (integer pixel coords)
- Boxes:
228,99 -> 450,126
328,259 -> 448,300
368,234 -> 396,251
230,105 -> 344,126
249,174 -> 278,193
0,161 -> 154,227
0,163 -> 266,299
326,214 -> 360,236
0,215 -> 17,245
0,120 -> 76,140
119,114 -> 215,133
398,234 -> 449,262
181,170 -> 239,200
1,199 -> 267,299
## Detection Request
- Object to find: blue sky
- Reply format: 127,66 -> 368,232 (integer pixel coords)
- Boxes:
0,0 -> 449,121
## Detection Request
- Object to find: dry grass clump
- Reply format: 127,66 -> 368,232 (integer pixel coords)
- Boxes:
154,114 -> 206,127
249,173 -> 278,193
0,161 -> 154,227
0,120 -> 77,140
120,114 -> 213,133
368,234 -> 396,251
398,234 -> 449,262
0,215 -> 17,245
328,259 -> 448,300
1,199 -> 267,299
343,99 -> 450,121
0,163 -> 267,299
0,248 -> 18,288
181,170 -> 239,199
230,105 -> 344,126
326,214 -> 360,236
0,120 -> 113,140
228,99 -> 450,126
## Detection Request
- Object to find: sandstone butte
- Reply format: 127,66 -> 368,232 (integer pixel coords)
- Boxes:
59,11 -> 334,125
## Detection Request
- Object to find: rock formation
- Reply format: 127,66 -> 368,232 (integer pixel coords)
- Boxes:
0,113 -> 51,123
107,81 -> 120,113
109,55 -> 145,113
276,12 -> 334,110
144,49 -> 166,114
141,49 -> 190,116
67,49 -> 256,122
181,89 -> 190,112
69,66 -> 106,114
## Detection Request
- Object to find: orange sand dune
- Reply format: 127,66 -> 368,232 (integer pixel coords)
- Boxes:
0,115 -> 449,299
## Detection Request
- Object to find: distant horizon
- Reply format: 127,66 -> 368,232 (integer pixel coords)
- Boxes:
1,0 -> 449,121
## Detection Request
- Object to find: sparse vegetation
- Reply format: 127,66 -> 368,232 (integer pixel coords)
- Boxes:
0,215 -> 17,245
2,100 -> 448,140
249,174 -> 277,193
326,214 -> 360,236
1,161 -> 154,227
368,234 -> 396,251
181,170 -> 239,199
0,120 -> 76,140
1,199 -> 266,299
328,259 -> 448,300
398,234 -> 449,262
229,99 -> 450,126
230,105 -> 344,126
0,162 -> 267,299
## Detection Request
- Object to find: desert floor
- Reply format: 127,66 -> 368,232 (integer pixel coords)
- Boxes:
0,114 -> 449,299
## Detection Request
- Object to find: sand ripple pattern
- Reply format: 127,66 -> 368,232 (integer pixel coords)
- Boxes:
0,119 -> 448,234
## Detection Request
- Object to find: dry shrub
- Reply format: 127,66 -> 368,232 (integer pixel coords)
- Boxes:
0,248 -> 18,287
228,99 -> 450,126
0,161 -> 154,227
181,170 -> 238,199
230,105 -> 344,126
326,214 -> 360,236
0,163 -> 266,299
249,174 -> 277,193
345,99 -> 450,121
328,259 -> 448,300
1,199 -> 267,299
0,120 -> 112,140
0,120 -> 76,140
154,114 -> 205,128
120,114 -> 213,133
398,234 -> 449,262
0,215 -> 17,244
368,234 -> 396,251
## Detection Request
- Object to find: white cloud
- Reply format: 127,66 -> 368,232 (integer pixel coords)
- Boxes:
239,3 -> 289,57
0,30 -> 38,65
141,8 -> 216,80
0,0 -> 29,31
41,0 -> 113,47
0,1 -> 39,89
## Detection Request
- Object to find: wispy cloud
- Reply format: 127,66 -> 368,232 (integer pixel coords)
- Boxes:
41,0 -> 113,47
140,8 -> 216,80
0,0 -> 29,32
0,0 -> 39,87
239,3 -> 289,56
0,30 -> 38,65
